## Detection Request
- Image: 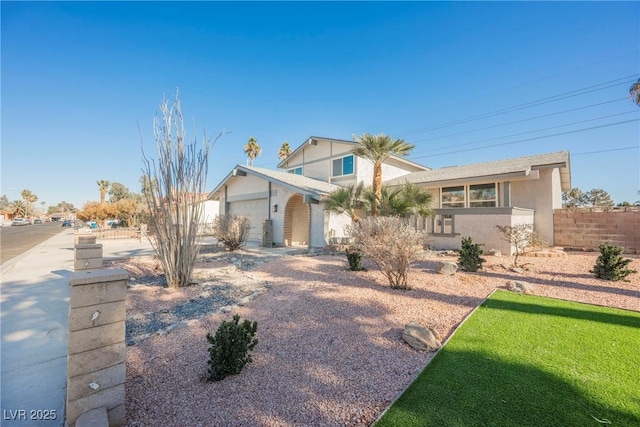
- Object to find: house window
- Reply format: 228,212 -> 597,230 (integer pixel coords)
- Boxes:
469,183 -> 497,207
287,166 -> 303,175
441,186 -> 465,208
441,183 -> 497,208
432,214 -> 455,235
332,155 -> 354,177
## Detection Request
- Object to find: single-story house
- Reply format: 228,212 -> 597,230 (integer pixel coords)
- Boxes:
208,136 -> 571,254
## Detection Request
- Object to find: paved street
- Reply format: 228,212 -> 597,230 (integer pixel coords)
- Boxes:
1,222 -> 67,265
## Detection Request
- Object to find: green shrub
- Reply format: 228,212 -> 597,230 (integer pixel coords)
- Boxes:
205,315 -> 258,382
345,247 -> 365,271
590,244 -> 637,282
458,236 -> 486,272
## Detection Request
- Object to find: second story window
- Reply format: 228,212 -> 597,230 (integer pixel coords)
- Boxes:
287,166 -> 303,175
332,154 -> 354,177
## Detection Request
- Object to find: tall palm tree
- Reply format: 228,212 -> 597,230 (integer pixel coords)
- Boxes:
277,141 -> 292,161
244,136 -> 261,166
630,78 -> 640,106
20,189 -> 37,217
351,133 -> 415,216
97,180 -> 110,204
323,182 -> 365,223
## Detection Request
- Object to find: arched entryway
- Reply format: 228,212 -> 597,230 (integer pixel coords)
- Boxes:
284,194 -> 310,246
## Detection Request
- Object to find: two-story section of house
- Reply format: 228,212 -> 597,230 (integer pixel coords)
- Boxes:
208,135 -> 571,254
208,136 -> 428,247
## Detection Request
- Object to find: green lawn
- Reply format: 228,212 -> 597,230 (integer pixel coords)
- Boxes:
375,290 -> 640,427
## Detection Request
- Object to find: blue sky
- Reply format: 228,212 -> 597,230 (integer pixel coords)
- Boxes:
2,1 -> 639,210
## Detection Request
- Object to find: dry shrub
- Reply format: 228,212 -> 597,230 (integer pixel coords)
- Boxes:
213,214 -> 251,251
496,224 -> 547,267
347,216 -> 426,289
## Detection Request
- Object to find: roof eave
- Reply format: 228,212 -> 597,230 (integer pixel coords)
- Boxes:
236,165 -> 332,198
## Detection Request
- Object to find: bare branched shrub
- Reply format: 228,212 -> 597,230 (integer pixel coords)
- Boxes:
213,214 -> 251,251
346,217 -> 426,289
496,224 -> 547,267
141,92 -> 224,288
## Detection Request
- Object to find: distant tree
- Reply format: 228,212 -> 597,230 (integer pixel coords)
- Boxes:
352,133 -> 414,216
243,136 -> 261,167
109,182 -> 134,203
0,195 -> 10,210
139,175 -> 157,198
77,201 -> 117,223
97,180 -> 110,204
277,141 -> 292,161
630,78 -> 640,106
47,201 -> 76,215
617,201 -> 632,207
562,188 -> 586,209
10,200 -> 28,217
584,188 -> 614,208
20,189 -> 38,216
40,201 -> 46,212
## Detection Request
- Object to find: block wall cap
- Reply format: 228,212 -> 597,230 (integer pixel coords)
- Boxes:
70,269 -> 129,286
75,243 -> 103,249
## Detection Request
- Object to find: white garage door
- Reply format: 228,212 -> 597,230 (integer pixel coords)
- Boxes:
228,199 -> 268,242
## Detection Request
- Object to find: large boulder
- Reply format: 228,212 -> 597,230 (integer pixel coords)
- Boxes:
437,261 -> 458,275
402,323 -> 442,352
506,280 -> 536,295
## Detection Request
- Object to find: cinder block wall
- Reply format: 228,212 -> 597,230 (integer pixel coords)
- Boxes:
553,208 -> 640,253
67,266 -> 128,427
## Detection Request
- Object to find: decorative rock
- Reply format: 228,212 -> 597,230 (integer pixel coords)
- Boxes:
506,280 -> 536,295
510,267 -> 524,274
488,249 -> 502,257
437,261 -> 458,275
403,323 -> 442,352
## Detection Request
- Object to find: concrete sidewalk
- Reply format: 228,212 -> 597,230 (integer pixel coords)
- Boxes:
0,230 -> 159,426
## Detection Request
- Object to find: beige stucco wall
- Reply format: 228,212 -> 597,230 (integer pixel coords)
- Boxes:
428,209 -> 535,255
224,174 -> 270,199
283,140 -> 354,182
309,203 -> 326,248
510,169 -> 559,244
325,210 -> 353,241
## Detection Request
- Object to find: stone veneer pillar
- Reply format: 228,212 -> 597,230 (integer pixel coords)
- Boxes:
66,268 -> 128,427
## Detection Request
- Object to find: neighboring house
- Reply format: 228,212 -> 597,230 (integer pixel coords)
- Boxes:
0,210 -> 15,223
208,136 -> 571,254
200,199 -> 219,224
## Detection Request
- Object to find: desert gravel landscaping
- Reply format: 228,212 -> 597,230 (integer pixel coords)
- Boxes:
119,249 -> 640,427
